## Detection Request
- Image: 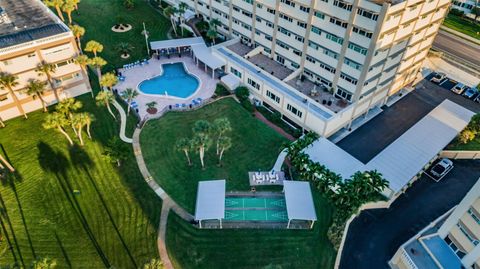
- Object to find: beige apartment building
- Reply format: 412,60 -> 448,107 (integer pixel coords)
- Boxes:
166,0 -> 450,136
390,178 -> 480,269
0,0 -> 91,121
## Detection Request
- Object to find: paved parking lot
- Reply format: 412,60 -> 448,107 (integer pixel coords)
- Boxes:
337,79 -> 480,163
339,160 -> 480,269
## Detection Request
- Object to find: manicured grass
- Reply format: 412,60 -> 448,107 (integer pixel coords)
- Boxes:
0,92 -> 161,266
72,0 -> 170,71
443,14 -> 480,40
140,98 -> 288,213
166,188 -> 336,269
447,137 -> 480,150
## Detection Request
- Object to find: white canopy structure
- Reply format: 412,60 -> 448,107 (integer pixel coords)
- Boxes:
283,181 -> 317,228
150,37 -> 204,51
221,73 -> 241,90
195,180 -> 226,228
304,100 -> 474,198
191,43 -> 226,78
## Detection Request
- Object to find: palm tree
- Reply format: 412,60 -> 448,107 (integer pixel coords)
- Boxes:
120,88 -> 139,115
0,153 -> 14,172
193,120 -> 211,135
209,18 -> 221,30
115,42 -> 134,58
212,117 -> 231,155
71,0 -> 80,10
88,56 -> 107,81
43,112 -> 74,145
62,1 -> 76,24
69,24 -> 85,52
96,91 -> 116,119
175,137 -> 192,166
56,97 -> 82,135
32,257 -> 57,269
103,137 -> 129,167
0,72 -> 27,119
0,117 -> 4,128
74,55 -> 89,72
143,258 -> 164,269
100,73 -> 118,92
163,6 -> 178,36
84,40 -> 104,57
206,28 -> 218,45
178,2 -> 188,36
43,0 -> 65,21
190,133 -> 212,169
146,101 -> 157,114
25,79 -> 48,112
36,61 -> 59,102
72,112 -> 93,145
217,136 -> 231,166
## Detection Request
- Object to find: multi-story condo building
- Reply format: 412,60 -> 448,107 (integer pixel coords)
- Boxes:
167,0 -> 450,136
451,0 -> 478,16
0,0 -> 91,121
390,178 -> 480,269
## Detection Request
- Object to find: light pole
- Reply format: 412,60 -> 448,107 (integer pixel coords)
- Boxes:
142,22 -> 150,56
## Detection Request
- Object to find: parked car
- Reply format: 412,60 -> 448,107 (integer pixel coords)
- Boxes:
475,95 -> 480,104
462,87 -> 478,99
429,158 -> 454,180
430,72 -> 446,84
451,83 -> 468,95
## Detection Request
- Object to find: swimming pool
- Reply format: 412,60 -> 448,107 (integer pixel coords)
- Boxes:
138,62 -> 199,98
224,196 -> 288,222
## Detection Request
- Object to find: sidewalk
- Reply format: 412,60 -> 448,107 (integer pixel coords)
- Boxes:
440,26 -> 480,46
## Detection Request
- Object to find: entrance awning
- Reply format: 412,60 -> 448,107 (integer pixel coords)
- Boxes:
150,37 -> 204,51
192,43 -> 225,70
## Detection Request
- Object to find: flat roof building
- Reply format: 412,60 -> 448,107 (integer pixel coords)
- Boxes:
0,0 -> 91,121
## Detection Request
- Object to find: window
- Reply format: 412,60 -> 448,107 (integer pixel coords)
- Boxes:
468,208 -> 480,225
281,0 -> 295,7
311,26 -> 322,35
344,58 -> 362,70
348,42 -> 368,55
333,0 -> 352,11
299,6 -> 310,13
2,59 -> 12,65
314,11 -> 325,20
27,53 -> 36,58
445,236 -> 467,259
352,27 -> 373,38
329,17 -> 348,28
335,87 -> 352,101
248,78 -> 260,90
340,73 -> 358,85
326,32 -> 344,45
457,222 -> 479,246
297,21 -> 307,28
0,94 -> 7,102
287,104 -> 302,118
230,67 -> 242,78
357,8 -> 378,21
279,13 -> 293,22
266,90 -> 280,103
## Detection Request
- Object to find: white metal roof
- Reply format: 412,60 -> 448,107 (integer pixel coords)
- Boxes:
366,99 -> 474,192
194,180 -> 226,221
303,137 -> 365,179
150,37 -> 205,50
304,100 -> 474,194
283,181 -> 317,221
220,73 -> 241,90
192,43 -> 226,69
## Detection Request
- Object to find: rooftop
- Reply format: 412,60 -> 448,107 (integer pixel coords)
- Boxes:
0,0 -> 68,49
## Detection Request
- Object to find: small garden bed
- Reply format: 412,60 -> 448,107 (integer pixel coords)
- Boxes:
111,23 -> 132,33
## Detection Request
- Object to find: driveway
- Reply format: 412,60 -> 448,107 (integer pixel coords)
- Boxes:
337,79 -> 480,163
339,160 -> 480,269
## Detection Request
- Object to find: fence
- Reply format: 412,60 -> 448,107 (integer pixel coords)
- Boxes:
440,150 -> 480,159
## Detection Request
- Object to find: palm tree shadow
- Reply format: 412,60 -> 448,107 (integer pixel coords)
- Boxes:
37,142 -> 111,268
68,145 -> 138,268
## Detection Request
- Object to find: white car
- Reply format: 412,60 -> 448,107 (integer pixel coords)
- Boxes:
430,72 -> 446,84
429,158 -> 453,181
451,83 -> 468,95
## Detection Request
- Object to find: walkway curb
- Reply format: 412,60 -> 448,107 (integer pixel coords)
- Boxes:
439,27 -> 480,46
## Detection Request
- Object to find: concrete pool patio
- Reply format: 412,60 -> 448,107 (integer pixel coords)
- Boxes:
116,55 -> 218,119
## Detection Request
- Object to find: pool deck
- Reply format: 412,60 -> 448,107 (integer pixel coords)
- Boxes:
116,55 -> 218,119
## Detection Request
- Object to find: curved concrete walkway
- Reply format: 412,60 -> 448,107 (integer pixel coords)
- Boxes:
112,100 -> 133,143
132,128 -> 194,269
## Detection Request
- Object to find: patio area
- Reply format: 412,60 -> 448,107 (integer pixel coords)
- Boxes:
115,55 -> 219,119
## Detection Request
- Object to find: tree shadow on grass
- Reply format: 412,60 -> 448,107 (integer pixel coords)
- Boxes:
68,145 -> 138,268
37,142 -> 111,268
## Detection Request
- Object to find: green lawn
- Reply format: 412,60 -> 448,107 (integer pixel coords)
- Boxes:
447,137 -> 480,150
0,90 -> 161,267
140,98 -> 288,213
166,188 -> 336,269
72,0 -> 170,71
443,14 -> 480,40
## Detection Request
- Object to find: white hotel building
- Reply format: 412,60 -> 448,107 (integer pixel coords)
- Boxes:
0,0 -> 91,121
167,0 -> 450,137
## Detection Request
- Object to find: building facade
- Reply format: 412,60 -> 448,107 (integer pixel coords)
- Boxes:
167,0 -> 450,137
0,0 -> 91,121
390,178 -> 480,269
451,0 -> 478,16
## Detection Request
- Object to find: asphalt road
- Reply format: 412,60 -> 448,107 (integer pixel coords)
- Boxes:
432,30 -> 480,67
339,160 -> 480,269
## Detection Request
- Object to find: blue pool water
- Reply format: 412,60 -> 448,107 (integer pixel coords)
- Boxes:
138,62 -> 199,98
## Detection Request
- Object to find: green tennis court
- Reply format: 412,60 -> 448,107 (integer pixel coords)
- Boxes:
224,196 -> 288,221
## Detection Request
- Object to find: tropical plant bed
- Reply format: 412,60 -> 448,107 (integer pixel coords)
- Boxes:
111,23 -> 132,33
256,106 -> 302,138
147,107 -> 158,114
140,98 -> 288,212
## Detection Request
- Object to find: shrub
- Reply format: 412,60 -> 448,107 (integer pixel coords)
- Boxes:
240,99 -> 254,112
459,129 -> 476,144
196,21 -> 210,33
449,8 -> 464,17
214,84 -> 230,97
235,86 -> 250,102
